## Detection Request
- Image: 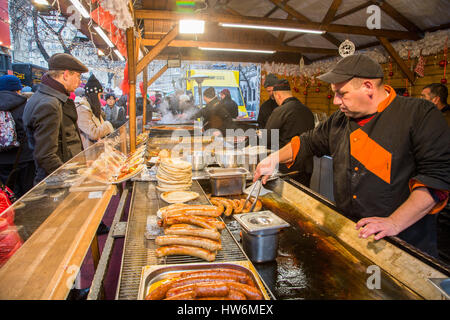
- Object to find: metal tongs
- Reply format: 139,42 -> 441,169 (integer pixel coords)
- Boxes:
243,177 -> 263,212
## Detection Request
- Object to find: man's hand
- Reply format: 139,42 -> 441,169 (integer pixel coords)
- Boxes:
254,154 -> 278,184
355,216 -> 400,240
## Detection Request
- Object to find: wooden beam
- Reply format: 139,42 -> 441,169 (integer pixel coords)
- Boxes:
141,38 -> 338,55
135,10 -> 419,40
321,0 -> 342,26
142,65 -> 148,128
372,0 -> 422,34
332,1 -> 372,21
268,0 -> 341,47
147,64 -> 169,89
126,27 -> 137,153
278,13 -> 293,41
136,24 -> 178,74
378,36 -> 415,83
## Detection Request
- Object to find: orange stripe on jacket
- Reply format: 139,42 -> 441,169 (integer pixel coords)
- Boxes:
350,129 -> 392,184
378,85 -> 396,113
286,136 -> 300,169
409,179 -> 449,214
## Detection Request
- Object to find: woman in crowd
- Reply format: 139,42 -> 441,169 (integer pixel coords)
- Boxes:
75,74 -> 114,150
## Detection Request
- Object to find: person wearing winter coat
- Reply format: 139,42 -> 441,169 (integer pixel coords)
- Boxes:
0,75 -> 35,198
75,75 -> 114,150
23,53 -> 88,184
104,93 -> 126,129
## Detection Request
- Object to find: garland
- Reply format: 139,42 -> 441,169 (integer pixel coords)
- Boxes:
261,29 -> 450,78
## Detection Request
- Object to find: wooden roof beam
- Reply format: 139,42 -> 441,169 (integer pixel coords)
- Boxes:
378,36 -> 415,83
332,1 -> 372,21
135,10 -> 419,40
136,24 -> 178,74
371,0 -> 422,35
321,0 -> 342,26
268,0 -> 341,47
141,38 -> 338,55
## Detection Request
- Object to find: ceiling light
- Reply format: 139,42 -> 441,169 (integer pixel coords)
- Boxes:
114,49 -> 125,61
34,0 -> 49,5
179,20 -> 205,34
70,0 -> 91,19
94,26 -> 114,47
219,23 -> 325,34
198,47 -> 275,54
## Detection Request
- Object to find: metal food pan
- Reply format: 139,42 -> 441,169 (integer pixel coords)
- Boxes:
138,260 -> 272,300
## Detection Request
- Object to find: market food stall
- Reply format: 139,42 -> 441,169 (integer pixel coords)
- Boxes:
1,0 -> 450,301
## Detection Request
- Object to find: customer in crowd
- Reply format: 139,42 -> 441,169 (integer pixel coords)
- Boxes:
421,83 -> 450,126
219,88 -> 238,119
75,74 -> 114,150
104,93 -> 126,129
23,53 -> 87,184
0,75 -> 35,198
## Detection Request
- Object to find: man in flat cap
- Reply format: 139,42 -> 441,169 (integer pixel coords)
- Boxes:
264,78 -> 315,187
257,73 -> 279,129
23,53 -> 89,184
254,54 -> 450,257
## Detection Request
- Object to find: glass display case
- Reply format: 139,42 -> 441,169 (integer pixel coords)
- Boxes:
0,122 -> 138,299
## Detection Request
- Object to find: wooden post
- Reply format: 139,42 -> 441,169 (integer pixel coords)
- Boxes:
126,27 -> 137,153
142,65 -> 148,130
378,37 -> 415,84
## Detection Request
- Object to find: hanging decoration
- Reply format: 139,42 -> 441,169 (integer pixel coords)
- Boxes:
99,0 -> 134,30
261,29 -> 450,79
441,36 -> 448,85
339,39 -> 356,58
414,51 -> 425,78
299,56 -> 305,73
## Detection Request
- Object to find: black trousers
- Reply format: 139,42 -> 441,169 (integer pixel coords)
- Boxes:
0,161 -> 36,199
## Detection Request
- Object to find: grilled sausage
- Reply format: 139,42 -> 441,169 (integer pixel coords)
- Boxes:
155,245 -> 216,261
155,235 -> 222,251
211,197 -> 234,216
163,214 -> 216,229
164,225 -> 221,241
227,289 -> 247,300
209,199 -> 225,215
166,282 -> 229,298
147,275 -> 244,300
163,290 -> 195,300
233,199 -> 245,214
162,205 -> 222,218
178,269 -> 249,284
227,282 -> 263,300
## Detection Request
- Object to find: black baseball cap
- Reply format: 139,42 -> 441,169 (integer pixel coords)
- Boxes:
318,54 -> 384,84
272,79 -> 291,91
264,73 -> 279,88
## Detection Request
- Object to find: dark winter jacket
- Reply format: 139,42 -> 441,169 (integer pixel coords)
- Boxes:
192,97 -> 235,135
23,84 -> 83,183
0,91 -> 34,164
219,95 -> 238,119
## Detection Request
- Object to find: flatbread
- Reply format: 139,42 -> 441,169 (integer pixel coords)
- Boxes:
160,191 -> 199,204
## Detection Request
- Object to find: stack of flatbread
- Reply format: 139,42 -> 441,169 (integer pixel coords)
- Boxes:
156,158 -> 193,192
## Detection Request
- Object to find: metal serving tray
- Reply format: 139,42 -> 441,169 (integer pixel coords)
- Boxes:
206,168 -> 250,196
138,261 -> 272,300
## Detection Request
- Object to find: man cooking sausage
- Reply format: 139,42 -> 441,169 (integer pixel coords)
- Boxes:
254,54 -> 450,257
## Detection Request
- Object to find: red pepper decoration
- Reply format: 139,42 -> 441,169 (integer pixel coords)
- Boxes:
327,94 -> 332,99
315,88 -> 320,93
441,78 -> 448,84
439,60 -> 448,68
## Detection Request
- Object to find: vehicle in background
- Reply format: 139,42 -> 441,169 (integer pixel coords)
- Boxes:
186,69 -> 248,118
0,53 -> 12,76
12,63 -> 47,88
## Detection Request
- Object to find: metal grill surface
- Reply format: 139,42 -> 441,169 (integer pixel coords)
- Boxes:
116,180 -> 247,300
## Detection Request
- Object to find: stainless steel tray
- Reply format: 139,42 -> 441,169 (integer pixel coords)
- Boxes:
138,261 -> 272,300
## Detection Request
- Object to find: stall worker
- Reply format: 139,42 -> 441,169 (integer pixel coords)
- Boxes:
421,83 -> 450,126
254,54 -> 450,257
257,74 -> 279,129
264,79 -> 315,187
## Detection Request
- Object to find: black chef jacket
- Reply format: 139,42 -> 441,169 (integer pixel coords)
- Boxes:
288,86 -> 450,256
257,98 -> 277,129
192,97 -> 234,135
265,96 -> 315,186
